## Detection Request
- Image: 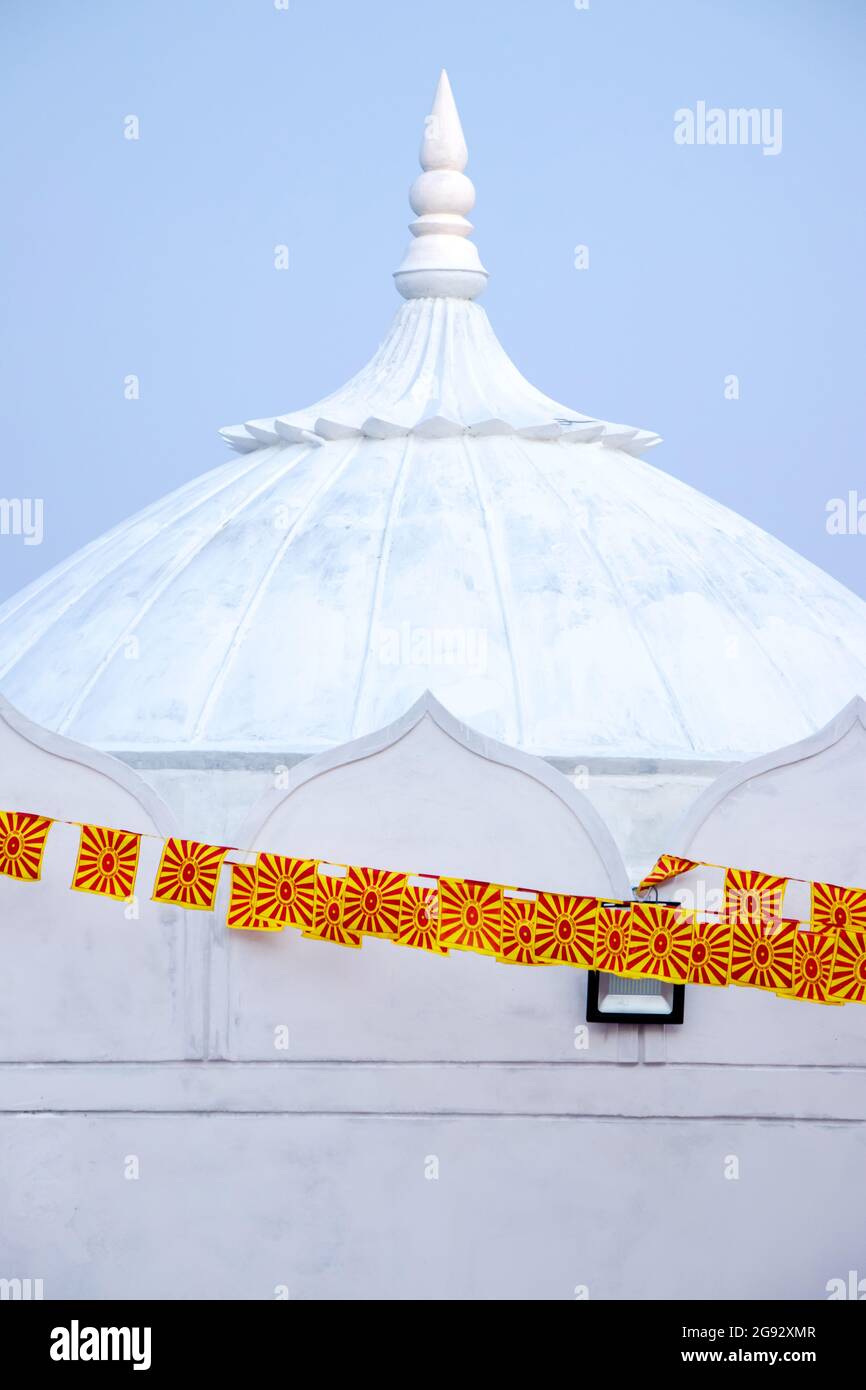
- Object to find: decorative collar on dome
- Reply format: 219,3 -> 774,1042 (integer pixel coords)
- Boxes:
220,72 -> 661,457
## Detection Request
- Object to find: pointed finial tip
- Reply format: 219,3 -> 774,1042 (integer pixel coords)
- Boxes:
394,71 -> 488,300
421,69 -> 467,172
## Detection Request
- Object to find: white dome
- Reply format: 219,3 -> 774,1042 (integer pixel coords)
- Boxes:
2,76 -> 866,763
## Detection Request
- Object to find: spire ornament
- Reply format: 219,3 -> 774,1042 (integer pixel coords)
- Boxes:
394,70 -> 488,300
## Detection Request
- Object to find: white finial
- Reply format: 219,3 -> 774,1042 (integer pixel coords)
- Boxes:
394,70 -> 488,300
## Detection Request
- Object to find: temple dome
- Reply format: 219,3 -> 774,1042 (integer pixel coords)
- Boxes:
1,73 -> 865,762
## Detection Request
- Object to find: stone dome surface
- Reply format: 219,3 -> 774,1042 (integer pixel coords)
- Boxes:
2,73 -> 865,763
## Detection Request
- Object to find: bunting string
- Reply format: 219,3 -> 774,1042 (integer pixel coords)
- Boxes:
2,809 -> 866,1007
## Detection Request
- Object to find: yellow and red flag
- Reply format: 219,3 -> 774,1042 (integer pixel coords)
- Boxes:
308,867 -> 361,948
730,918 -> 796,992
687,918 -> 733,988
828,930 -> 866,1004
811,881 -> 866,934
593,903 -> 631,975
723,867 -> 787,926
789,930 -> 836,1004
625,902 -> 693,983
395,880 -> 446,953
498,894 -> 539,965
438,878 -> 502,956
343,865 -> 406,938
534,892 -> 597,967
71,823 -> 140,901
0,810 -> 52,882
637,854 -> 700,892
227,863 -> 280,931
152,837 -> 230,911
254,853 -> 316,930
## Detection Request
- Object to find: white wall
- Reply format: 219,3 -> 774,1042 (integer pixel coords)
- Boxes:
0,695 -> 199,1061
1,694 -> 865,1300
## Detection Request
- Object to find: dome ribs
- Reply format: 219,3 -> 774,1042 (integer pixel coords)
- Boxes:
0,447 -> 282,688
349,435 -> 416,740
459,435 -> 526,746
53,444 -> 322,739
188,439 -> 365,745
513,437 -> 699,755
218,298 -> 659,453
607,468 -> 813,728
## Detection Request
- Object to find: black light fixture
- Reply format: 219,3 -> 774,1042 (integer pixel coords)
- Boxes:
585,895 -> 687,1025
586,970 -> 685,1024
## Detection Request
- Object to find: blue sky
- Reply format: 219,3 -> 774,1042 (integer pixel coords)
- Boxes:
1,0 -> 864,600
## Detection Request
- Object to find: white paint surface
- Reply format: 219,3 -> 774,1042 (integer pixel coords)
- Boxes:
1,692 -> 865,1298
0,695 -> 198,1061
2,425 -> 865,761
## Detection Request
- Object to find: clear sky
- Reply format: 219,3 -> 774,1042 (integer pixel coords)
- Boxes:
1,0 -> 864,602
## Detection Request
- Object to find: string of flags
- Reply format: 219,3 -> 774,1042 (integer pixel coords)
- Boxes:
2,810 -> 866,1007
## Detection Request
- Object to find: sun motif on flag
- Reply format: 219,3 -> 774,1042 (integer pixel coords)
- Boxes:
637,854 -> 700,892
255,853 -> 316,929
811,881 -> 866,934
438,879 -> 503,956
0,811 -> 52,882
394,882 -> 446,953
71,824 -> 141,901
687,919 -> 732,988
343,865 -> 406,938
152,838 -> 230,911
226,863 -> 280,931
723,868 -> 787,927
307,869 -> 361,948
789,930 -> 836,1003
730,918 -> 796,992
498,896 -> 540,965
828,929 -> 866,1003
534,893 -> 597,967
592,904 -> 631,974
625,902 -> 693,983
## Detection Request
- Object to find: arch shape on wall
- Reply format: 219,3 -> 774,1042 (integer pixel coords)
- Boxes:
669,695 -> 866,884
0,690 -> 202,1059
233,689 -> 630,894
0,689 -> 180,833
211,691 -> 630,1060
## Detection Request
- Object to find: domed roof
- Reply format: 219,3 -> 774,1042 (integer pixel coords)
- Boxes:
2,74 -> 866,763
